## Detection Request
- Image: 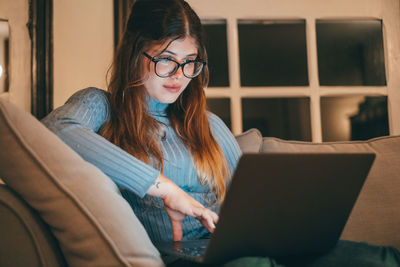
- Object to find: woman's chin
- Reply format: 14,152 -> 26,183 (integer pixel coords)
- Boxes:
158,94 -> 181,104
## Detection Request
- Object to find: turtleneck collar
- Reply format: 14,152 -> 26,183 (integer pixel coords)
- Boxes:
147,95 -> 169,116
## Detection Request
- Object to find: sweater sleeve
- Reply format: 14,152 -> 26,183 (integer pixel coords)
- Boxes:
41,87 -> 160,198
207,112 -> 242,176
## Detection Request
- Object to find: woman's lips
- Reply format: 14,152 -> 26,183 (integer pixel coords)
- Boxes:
163,84 -> 181,92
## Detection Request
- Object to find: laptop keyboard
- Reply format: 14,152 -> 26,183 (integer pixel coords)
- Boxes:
157,238 -> 210,262
174,244 -> 207,258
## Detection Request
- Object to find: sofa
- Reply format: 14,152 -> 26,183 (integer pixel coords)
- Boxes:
0,98 -> 399,267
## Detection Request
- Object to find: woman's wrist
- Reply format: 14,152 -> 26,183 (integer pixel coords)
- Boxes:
146,174 -> 176,199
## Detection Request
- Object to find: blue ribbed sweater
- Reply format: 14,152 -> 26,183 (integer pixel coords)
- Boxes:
41,87 -> 242,242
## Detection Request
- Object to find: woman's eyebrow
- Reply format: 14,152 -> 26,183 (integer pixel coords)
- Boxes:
162,50 -> 198,57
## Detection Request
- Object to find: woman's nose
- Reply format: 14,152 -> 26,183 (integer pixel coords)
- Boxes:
171,66 -> 184,79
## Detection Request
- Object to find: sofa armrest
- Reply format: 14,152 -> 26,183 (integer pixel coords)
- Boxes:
235,128 -> 263,153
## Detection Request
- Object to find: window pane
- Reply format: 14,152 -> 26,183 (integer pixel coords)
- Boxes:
238,19 -> 309,86
242,98 -> 311,141
316,19 -> 386,86
321,96 -> 388,141
206,98 -> 231,130
203,20 -> 229,87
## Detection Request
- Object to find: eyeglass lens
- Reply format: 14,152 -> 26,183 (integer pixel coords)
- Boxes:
155,58 -> 203,78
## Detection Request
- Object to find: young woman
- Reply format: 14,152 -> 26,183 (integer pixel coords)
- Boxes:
42,0 -> 241,243
42,0 -> 400,265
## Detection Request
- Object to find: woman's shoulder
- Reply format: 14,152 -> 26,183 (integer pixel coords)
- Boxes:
66,87 -> 109,105
206,111 -> 242,162
207,111 -> 225,126
41,87 -> 111,132
207,111 -> 230,134
66,87 -> 110,113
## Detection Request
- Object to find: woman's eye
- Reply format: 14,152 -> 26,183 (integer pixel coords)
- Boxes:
184,61 -> 195,66
158,58 -> 172,65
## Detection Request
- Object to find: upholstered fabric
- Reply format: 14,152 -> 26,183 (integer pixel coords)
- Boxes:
235,128 -> 263,153
0,184 -> 66,267
0,99 -> 164,267
262,136 -> 400,250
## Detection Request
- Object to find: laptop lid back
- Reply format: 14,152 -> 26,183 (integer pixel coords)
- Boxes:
203,152 -> 375,264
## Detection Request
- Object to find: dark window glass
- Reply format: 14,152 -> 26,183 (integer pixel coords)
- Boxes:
242,98 -> 311,141
203,20 -> 229,87
206,98 -> 231,129
238,19 -> 309,86
321,96 -> 388,141
316,19 -> 386,86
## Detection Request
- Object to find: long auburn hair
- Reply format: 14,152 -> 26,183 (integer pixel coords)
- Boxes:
101,0 -> 230,203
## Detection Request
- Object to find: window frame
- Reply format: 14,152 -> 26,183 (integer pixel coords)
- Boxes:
188,0 -> 399,141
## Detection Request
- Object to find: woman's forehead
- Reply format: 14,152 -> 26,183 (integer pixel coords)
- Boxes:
149,36 -> 199,56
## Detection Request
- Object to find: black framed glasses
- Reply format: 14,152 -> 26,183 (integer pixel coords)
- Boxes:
143,52 -> 206,78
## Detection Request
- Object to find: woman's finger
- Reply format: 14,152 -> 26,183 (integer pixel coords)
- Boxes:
197,209 -> 216,233
210,210 -> 219,224
171,219 -> 183,241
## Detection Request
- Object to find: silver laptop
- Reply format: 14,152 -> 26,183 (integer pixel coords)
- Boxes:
156,152 -> 375,265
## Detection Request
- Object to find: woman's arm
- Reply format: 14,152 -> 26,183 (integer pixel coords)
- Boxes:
42,87 -> 218,240
147,174 -> 219,241
41,87 -> 160,197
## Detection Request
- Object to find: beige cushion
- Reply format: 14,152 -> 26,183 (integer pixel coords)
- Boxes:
235,128 -> 263,153
0,99 -> 164,267
0,184 -> 66,267
262,136 -> 400,250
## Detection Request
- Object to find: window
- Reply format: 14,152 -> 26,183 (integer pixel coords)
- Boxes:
189,0 -> 399,141
316,19 -> 386,86
238,19 -> 308,86
321,96 -> 388,141
203,19 -> 229,87
242,97 -> 311,140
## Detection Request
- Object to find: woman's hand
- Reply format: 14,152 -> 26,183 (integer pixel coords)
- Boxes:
163,187 -> 218,241
147,174 -> 219,241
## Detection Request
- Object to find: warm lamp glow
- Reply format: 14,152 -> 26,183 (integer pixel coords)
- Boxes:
0,65 -> 3,78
